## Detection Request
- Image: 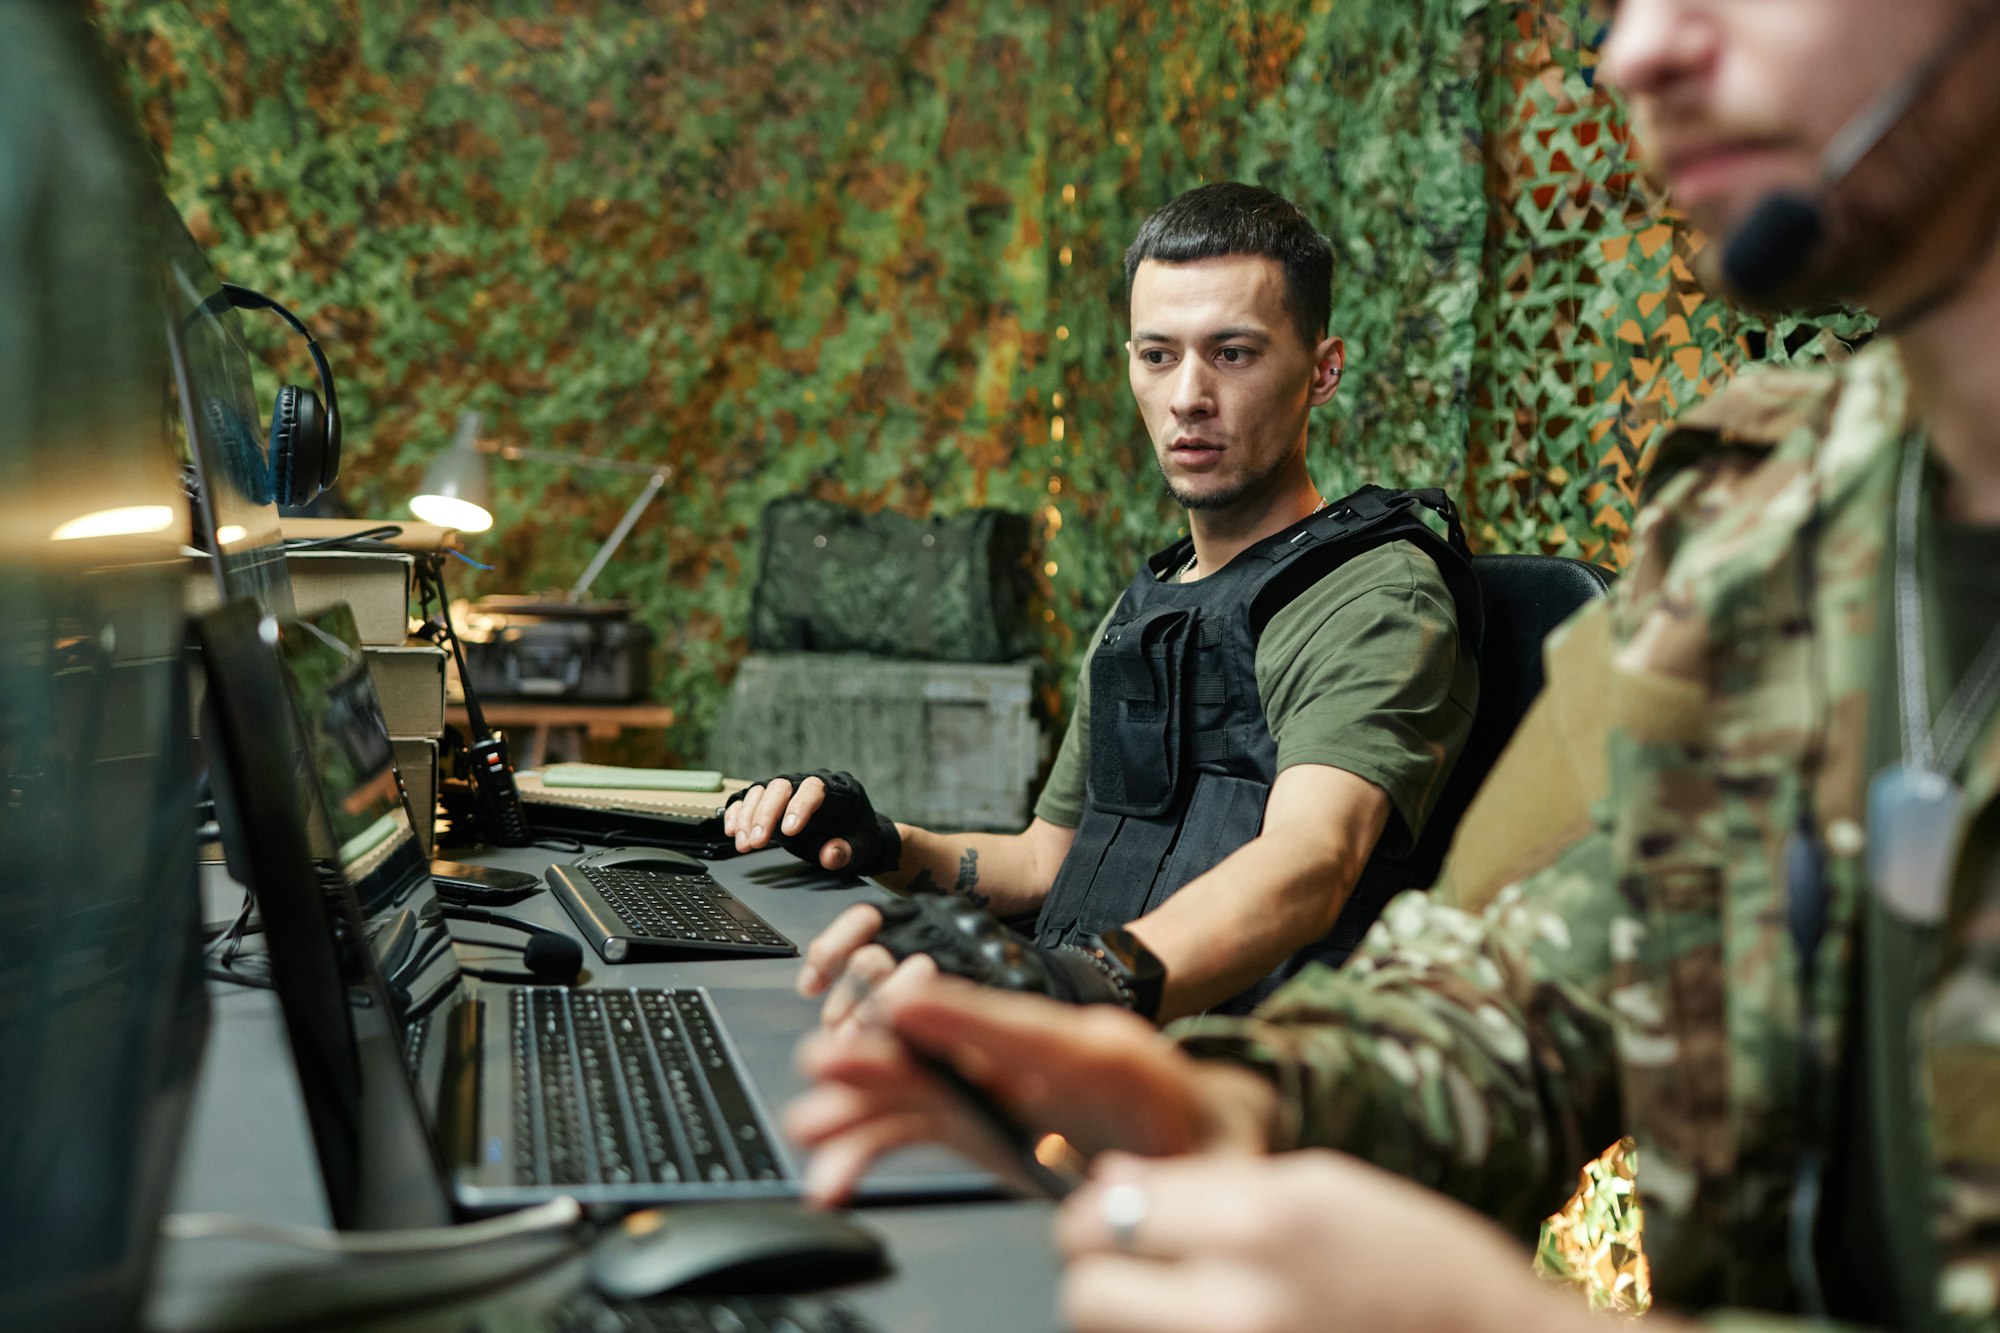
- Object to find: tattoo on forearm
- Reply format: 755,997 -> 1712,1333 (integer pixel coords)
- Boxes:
904,852 -> 985,906
952,848 -> 986,907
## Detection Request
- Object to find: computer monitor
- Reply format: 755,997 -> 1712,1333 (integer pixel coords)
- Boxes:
0,7 -> 211,1329
162,206 -> 296,617
196,599 -> 457,1230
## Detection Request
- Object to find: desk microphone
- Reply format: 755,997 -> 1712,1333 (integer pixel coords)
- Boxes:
1722,0 -> 2000,305
443,907 -> 584,985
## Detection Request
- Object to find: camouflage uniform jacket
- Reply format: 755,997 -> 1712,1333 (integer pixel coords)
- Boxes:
1173,343 -> 2000,1328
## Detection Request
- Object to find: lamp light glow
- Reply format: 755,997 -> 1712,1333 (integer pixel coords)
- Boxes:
410,412 -> 496,533
410,493 -> 494,532
50,505 -> 176,542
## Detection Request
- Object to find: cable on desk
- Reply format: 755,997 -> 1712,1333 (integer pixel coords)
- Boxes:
203,891 -> 256,956
280,524 -> 405,552
203,890 -> 283,993
163,1196 -> 583,1255
204,962 -> 275,991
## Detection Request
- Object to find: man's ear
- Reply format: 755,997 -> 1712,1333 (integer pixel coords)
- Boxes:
1309,336 -> 1345,406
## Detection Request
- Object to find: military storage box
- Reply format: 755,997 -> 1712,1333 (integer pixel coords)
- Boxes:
713,655 -> 1043,831
748,497 -> 1036,663
459,597 -> 653,702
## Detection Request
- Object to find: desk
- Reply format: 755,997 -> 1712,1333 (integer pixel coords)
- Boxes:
150,848 -> 1062,1332
447,701 -> 679,767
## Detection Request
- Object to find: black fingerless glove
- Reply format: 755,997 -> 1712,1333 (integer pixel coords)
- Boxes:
727,770 -> 901,878
872,895 -> 1157,1014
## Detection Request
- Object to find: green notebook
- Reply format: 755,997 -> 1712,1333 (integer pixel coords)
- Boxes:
540,763 -> 724,793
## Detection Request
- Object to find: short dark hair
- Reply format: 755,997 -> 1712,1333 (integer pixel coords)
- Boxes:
1123,183 -> 1333,347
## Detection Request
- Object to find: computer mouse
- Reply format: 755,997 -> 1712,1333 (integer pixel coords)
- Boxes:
588,1201 -> 888,1299
573,846 -> 709,874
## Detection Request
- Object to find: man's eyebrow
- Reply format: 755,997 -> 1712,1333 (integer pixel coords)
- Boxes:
1130,326 -> 1272,344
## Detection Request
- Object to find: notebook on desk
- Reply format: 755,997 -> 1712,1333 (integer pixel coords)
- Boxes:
197,599 -> 992,1223
517,771 -> 746,857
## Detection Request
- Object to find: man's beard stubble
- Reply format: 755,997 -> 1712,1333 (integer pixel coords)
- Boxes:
1707,3 -> 2000,317
1155,450 -> 1293,513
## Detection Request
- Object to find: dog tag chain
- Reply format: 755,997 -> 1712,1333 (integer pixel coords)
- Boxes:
1866,437 -> 2000,925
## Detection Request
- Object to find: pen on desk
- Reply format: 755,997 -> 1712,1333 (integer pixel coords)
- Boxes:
833,974 -> 1084,1200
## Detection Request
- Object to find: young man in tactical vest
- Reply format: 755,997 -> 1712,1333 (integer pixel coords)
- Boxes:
724,183 -> 1481,1024
786,0 -> 2000,1328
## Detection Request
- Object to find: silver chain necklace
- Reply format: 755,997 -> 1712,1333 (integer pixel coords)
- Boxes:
1866,435 -> 2000,924
1893,435 -> 2000,776
1170,495 -> 1331,583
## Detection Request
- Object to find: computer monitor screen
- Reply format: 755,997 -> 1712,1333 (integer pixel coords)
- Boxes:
278,603 -> 458,1007
197,599 -> 457,1229
0,9 -> 210,1328
162,208 -> 295,618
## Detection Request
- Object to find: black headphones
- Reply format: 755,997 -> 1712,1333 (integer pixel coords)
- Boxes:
219,282 -> 343,508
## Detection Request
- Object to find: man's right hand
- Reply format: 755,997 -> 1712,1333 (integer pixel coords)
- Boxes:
797,902 -> 896,1013
799,896 -> 1146,1026
784,970 -> 1280,1204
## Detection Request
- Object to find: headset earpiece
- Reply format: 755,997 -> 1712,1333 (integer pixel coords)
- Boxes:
219,281 -> 343,509
269,383 -> 331,509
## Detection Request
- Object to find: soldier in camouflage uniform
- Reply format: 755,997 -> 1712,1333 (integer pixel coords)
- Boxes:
787,0 -> 2000,1328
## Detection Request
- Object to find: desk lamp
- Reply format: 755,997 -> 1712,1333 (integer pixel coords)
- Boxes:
410,411 -> 671,600
410,414 -> 668,835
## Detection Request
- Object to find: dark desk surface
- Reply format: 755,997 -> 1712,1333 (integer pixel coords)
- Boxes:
153,847 -> 1061,1332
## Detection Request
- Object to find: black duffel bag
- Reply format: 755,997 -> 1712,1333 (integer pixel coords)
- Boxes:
748,497 -> 1036,663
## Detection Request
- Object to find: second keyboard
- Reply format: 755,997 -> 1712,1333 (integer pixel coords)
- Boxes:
546,862 -> 798,963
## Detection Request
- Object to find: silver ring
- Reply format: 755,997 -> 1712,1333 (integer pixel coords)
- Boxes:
1099,1182 -> 1151,1255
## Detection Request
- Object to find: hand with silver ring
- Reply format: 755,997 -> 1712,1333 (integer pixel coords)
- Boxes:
1056,1153 -> 1604,1333
1098,1181 -> 1151,1255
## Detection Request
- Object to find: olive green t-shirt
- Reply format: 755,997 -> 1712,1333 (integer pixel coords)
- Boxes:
1032,540 -> 1479,856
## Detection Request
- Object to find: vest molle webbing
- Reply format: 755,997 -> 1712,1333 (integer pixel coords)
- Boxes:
1034,486 -> 1482,1015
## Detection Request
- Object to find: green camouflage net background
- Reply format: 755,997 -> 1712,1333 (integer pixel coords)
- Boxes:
92,0 -> 1870,761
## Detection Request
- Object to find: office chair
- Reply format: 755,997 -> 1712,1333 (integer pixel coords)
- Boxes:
1400,553 -> 1614,888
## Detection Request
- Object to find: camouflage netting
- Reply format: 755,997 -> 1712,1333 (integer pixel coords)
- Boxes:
92,0 -> 1869,759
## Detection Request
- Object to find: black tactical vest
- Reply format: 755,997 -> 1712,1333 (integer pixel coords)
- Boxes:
1034,486 -> 1482,1014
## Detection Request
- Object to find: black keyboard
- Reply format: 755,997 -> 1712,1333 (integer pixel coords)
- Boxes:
547,1293 -> 877,1332
512,988 -> 787,1188
545,864 -> 796,963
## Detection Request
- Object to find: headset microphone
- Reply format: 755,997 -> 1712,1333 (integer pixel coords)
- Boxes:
443,907 -> 584,985
1722,195 -> 1824,305
1723,0 -> 2000,305
468,928 -> 584,980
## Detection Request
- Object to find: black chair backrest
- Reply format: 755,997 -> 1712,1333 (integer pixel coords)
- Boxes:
1401,553 -> 1613,888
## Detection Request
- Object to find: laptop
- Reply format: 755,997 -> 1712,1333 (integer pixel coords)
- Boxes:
198,598 -> 994,1221
198,597 -> 799,1218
